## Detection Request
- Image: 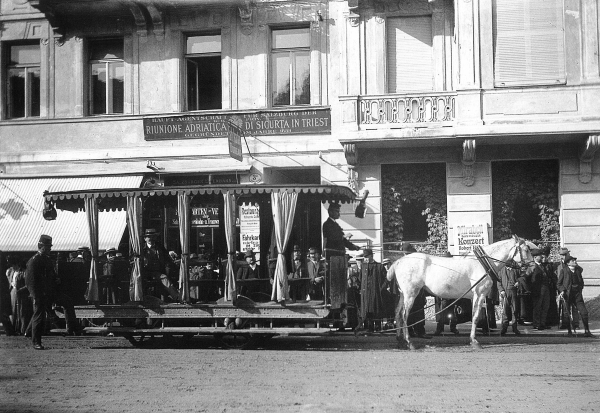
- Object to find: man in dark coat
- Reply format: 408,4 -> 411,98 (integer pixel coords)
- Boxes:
322,202 -> 360,258
529,248 -> 554,330
142,228 -> 179,301
357,249 -> 387,333
236,250 -> 262,297
25,235 -> 81,349
0,252 -> 15,336
558,255 -> 593,337
307,247 -> 326,300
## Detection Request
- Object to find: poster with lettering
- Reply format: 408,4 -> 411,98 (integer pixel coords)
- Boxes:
191,205 -> 220,228
240,203 -> 260,253
453,223 -> 489,256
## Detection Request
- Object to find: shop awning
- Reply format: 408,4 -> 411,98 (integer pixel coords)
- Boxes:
0,175 -> 143,252
45,184 -> 358,212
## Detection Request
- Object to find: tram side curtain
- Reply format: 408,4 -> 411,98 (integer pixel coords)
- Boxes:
223,191 -> 237,301
270,191 -> 297,302
84,196 -> 100,302
127,195 -> 144,302
177,192 -> 190,303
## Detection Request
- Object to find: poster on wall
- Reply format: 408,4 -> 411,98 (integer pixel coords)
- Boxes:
453,223 -> 489,256
240,203 -> 260,253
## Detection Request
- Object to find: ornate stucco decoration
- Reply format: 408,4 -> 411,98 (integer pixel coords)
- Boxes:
239,1 -> 255,36
579,135 -> 600,184
347,166 -> 358,192
462,139 -> 476,186
344,143 -> 359,166
373,0 -> 433,14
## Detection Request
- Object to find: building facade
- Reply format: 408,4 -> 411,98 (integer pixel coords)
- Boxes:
1,0 -> 599,297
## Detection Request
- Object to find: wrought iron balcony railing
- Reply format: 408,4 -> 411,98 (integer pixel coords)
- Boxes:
356,92 -> 456,127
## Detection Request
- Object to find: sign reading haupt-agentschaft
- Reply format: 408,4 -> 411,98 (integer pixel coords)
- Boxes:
143,108 -> 331,140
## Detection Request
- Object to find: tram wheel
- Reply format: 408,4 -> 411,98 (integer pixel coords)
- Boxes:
214,333 -> 255,350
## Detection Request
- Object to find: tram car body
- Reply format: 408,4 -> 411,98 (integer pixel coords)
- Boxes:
45,184 -> 360,347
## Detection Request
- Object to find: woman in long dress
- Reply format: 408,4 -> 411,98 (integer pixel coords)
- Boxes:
12,260 -> 32,335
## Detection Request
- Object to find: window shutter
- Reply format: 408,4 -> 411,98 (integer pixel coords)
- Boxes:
387,16 -> 434,93
493,0 -> 565,87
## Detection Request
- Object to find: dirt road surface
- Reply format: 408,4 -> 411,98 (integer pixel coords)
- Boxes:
1,323 -> 599,413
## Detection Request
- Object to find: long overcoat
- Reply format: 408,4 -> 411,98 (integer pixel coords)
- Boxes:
359,260 -> 387,319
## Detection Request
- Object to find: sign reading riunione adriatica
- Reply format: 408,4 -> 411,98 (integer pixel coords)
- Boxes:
143,108 -> 331,141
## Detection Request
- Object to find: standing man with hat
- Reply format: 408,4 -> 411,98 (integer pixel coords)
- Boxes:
529,248 -> 554,330
142,228 -> 179,302
322,202 -> 360,258
555,247 -> 579,329
25,235 -> 82,349
558,255 -> 593,337
356,248 -> 387,334
307,247 -> 326,300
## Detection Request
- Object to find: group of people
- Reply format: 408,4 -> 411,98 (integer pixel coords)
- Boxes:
1,235 -> 84,350
498,246 -> 593,337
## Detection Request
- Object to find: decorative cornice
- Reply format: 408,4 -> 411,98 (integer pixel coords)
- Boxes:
462,139 -> 476,186
146,4 -> 165,41
579,134 -> 600,184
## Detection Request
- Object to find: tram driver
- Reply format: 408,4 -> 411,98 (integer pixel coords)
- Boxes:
142,228 -> 180,302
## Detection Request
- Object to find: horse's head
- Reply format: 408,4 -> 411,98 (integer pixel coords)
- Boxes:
509,235 -> 536,269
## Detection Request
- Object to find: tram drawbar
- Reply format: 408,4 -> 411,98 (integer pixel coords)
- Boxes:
44,184 -> 360,348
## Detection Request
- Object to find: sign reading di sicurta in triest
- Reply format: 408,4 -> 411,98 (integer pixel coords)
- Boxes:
143,108 -> 331,140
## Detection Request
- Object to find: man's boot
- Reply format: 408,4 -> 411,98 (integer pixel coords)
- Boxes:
434,322 -> 444,336
512,323 -> 521,335
582,319 -> 594,338
500,326 -> 507,336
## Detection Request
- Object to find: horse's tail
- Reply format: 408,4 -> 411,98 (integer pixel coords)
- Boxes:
386,260 -> 397,282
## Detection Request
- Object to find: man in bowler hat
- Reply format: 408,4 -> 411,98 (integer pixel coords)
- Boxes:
142,228 -> 179,302
25,235 -> 82,349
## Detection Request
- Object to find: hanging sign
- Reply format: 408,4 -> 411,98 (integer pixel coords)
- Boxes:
453,223 -> 489,256
240,203 -> 260,253
143,108 -> 331,140
228,121 -> 244,162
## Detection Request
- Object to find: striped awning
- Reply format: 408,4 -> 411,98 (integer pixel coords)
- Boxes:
45,184 -> 358,212
0,175 -> 143,252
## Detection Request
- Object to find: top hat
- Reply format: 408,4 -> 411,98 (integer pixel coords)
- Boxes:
558,247 -> 570,255
363,248 -> 373,256
244,250 -> 255,259
565,255 -> 577,263
144,228 -> 159,237
293,245 -> 301,252
328,202 -> 341,211
38,234 -> 53,246
382,258 -> 391,265
531,248 -> 542,257
104,247 -> 117,256
308,247 -> 320,254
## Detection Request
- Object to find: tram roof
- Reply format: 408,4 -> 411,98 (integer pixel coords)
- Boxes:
45,184 -> 358,212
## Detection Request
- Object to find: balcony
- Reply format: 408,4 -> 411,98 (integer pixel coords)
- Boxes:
339,92 -> 456,131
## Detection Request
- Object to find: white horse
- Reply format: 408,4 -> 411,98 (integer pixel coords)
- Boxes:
386,235 -> 536,350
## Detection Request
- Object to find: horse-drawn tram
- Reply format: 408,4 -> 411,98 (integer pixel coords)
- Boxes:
44,183 -> 360,348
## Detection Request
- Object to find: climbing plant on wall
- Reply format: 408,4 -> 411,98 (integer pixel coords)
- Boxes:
492,160 -> 560,256
381,163 -> 447,253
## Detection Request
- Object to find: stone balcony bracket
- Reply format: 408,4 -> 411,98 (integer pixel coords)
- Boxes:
461,139 -> 476,187
579,134 -> 600,184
